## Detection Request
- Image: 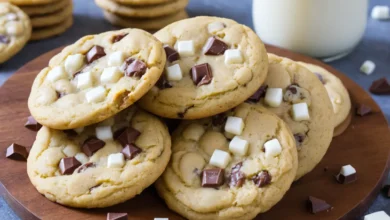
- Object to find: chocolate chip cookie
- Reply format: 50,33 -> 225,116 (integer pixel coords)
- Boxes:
28,28 -> 166,129
0,2 -> 31,63
27,106 -> 171,208
155,103 -> 298,219
249,54 -> 334,180
138,16 -> 269,119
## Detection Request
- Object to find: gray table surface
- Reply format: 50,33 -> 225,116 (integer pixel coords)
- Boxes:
1,0 -> 389,219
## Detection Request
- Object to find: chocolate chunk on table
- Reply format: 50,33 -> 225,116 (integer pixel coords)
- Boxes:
336,173 -> 357,184
86,45 -> 106,64
59,157 -> 81,175
202,168 -> 224,187
122,58 -> 147,77
356,104 -> 372,116
107,212 -> 128,220
114,127 -> 140,146
25,116 -> 42,131
369,77 -> 390,95
6,143 -> 28,161
307,196 -> 333,214
164,45 -> 180,62
190,63 -> 212,86
204,36 -> 228,55
121,144 -> 142,160
252,170 -> 271,187
247,85 -> 268,102
82,137 -> 105,156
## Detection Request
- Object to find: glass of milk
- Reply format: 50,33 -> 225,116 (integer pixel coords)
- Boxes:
252,0 -> 368,61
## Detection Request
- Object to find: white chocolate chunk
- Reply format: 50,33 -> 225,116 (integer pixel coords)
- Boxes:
182,124 -> 205,141
292,102 -> 310,121
108,51 -> 125,66
166,64 -> 182,81
95,126 -> 113,140
209,149 -> 231,168
85,86 -> 107,103
74,127 -> 84,134
224,49 -> 243,64
229,136 -> 249,156
371,6 -> 390,20
224,116 -> 245,135
62,145 -> 77,157
107,153 -> 125,168
339,164 -> 356,176
5,22 -> 23,36
208,22 -> 225,33
75,152 -> 89,164
64,54 -> 85,75
364,211 -> 390,220
46,66 -> 67,82
265,88 -> 283,107
177,40 -> 195,56
360,60 -> 376,75
55,79 -> 74,94
77,72 -> 93,90
100,67 -> 123,84
264,138 -> 282,158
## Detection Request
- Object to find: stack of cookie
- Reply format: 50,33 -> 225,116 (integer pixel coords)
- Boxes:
22,16 -> 351,219
95,0 -> 189,30
7,0 -> 73,40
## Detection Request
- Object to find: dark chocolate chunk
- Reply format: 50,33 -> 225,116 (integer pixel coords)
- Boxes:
252,170 -> 271,187
336,173 -> 357,184
156,75 -> 172,89
122,58 -> 147,77
247,85 -> 268,102
63,129 -> 78,137
107,212 -> 128,220
0,34 -> 10,44
76,162 -> 95,173
112,33 -> 128,43
229,162 -> 245,187
307,196 -> 332,214
6,143 -> 28,161
193,168 -> 202,176
212,113 -> 227,126
370,77 -> 390,95
190,63 -> 213,86
356,104 -> 372,116
164,45 -> 180,62
177,105 -> 194,119
121,143 -> 142,160
294,133 -> 305,146
204,36 -> 229,55
59,157 -> 81,175
202,168 -> 224,187
382,185 -> 390,198
82,137 -> 105,156
24,116 -> 42,131
287,85 -> 298,94
114,127 -> 141,146
86,45 -> 106,64
314,72 -> 325,84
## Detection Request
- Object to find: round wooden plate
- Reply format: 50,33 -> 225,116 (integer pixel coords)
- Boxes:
0,45 -> 389,220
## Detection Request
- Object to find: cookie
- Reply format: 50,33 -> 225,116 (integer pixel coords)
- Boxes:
103,10 -> 188,30
155,103 -> 298,220
1,0 -> 59,6
112,0 -> 173,6
27,106 -> 172,208
138,16 -> 269,119
30,16 -> 72,40
297,62 -> 352,131
30,2 -> 72,28
20,0 -> 70,16
28,28 -> 166,129
0,2 -> 31,64
249,54 -> 333,180
95,0 -> 188,18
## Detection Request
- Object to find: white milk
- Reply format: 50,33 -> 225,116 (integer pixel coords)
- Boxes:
252,0 -> 368,58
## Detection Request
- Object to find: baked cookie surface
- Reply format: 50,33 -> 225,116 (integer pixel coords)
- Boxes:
20,0 -> 70,16
156,103 -> 298,220
297,62 -> 351,129
112,0 -> 173,6
138,16 -> 268,119
27,106 -> 171,208
28,28 -> 166,129
250,54 -> 333,180
0,2 -> 31,63
30,2 -> 73,28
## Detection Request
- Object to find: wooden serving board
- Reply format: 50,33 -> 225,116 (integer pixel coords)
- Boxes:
0,45 -> 389,220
